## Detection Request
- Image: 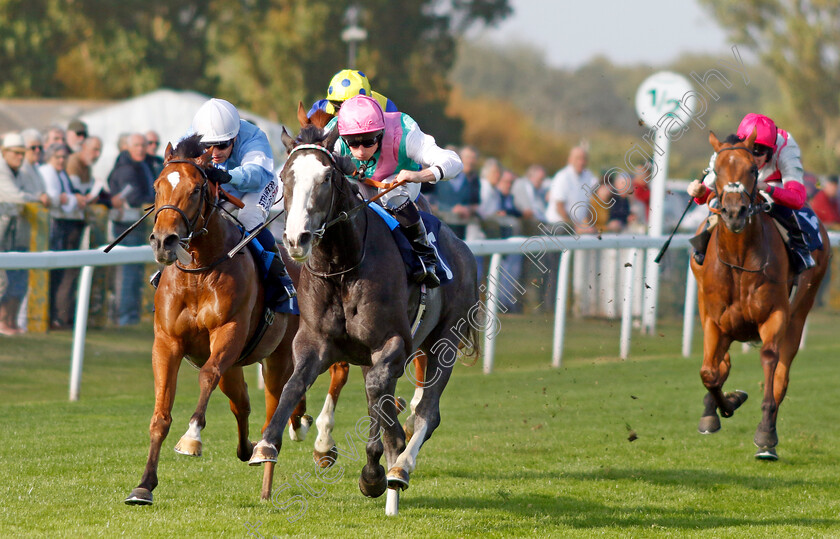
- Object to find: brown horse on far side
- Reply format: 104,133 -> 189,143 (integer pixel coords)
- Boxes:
691,130 -> 829,460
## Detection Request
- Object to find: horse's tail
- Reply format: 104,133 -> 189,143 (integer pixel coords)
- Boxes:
458,318 -> 481,367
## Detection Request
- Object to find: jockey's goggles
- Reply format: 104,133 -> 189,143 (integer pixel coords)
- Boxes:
208,139 -> 234,150
343,133 -> 382,149
752,144 -> 772,158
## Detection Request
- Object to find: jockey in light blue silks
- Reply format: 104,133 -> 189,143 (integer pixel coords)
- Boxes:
154,98 -> 294,305
325,95 -> 463,288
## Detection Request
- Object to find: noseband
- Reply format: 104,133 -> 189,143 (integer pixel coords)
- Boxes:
710,146 -> 768,219
154,159 -> 217,246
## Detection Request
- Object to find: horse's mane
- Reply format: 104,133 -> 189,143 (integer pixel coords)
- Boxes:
723,134 -> 743,146
172,134 -> 206,159
296,125 -> 328,145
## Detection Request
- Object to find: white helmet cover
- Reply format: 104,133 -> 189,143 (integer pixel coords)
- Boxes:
192,98 -> 240,143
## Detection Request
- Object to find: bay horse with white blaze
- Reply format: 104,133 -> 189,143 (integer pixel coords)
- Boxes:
125,135 -> 301,505
249,125 -> 480,515
691,130 -> 829,460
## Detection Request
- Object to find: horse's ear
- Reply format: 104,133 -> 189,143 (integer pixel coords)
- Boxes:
744,127 -> 757,150
198,146 -> 212,167
164,142 -> 173,162
324,125 -> 340,151
281,127 -> 296,154
709,131 -> 723,152
335,155 -> 357,177
297,101 -> 310,128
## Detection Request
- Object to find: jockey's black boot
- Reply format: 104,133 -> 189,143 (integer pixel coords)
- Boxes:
255,227 -> 296,306
149,270 -> 161,289
771,206 -> 816,274
689,219 -> 712,265
394,201 -> 440,288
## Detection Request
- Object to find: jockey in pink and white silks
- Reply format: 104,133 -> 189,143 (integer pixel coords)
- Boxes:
687,113 -> 816,273
326,95 -> 463,288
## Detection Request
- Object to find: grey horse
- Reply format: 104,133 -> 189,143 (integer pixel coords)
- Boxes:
249,125 -> 482,515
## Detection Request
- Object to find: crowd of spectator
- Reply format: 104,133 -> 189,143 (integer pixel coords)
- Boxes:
1,124 -> 839,334
0,120 -> 164,334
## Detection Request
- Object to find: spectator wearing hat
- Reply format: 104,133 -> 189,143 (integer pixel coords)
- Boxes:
108,133 -> 156,326
0,133 -> 50,334
40,143 -> 87,329
66,119 -> 88,153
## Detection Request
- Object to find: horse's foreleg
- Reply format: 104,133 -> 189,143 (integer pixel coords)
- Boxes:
218,366 -> 253,462
252,337 -> 326,465
754,310 -> 787,455
176,340 -> 242,457
125,338 -> 182,505
313,362 -> 349,468
699,320 -> 737,423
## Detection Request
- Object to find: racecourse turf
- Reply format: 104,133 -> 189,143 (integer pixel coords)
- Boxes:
2,309 -> 840,538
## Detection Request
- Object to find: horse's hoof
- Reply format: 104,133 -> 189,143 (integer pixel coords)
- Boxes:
124,488 -> 153,506
755,447 -> 778,460
237,441 -> 257,462
359,465 -> 387,498
698,415 -> 721,434
386,466 -> 410,491
174,436 -> 202,457
289,415 -> 313,442
313,446 -> 338,469
725,390 -> 748,410
249,440 -> 278,466
754,428 -> 778,452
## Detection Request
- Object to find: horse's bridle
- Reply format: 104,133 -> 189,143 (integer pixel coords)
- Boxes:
709,146 -> 768,219
285,143 -> 369,278
709,145 -> 772,274
154,159 -> 236,273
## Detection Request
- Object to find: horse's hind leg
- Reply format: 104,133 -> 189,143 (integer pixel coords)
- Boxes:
218,366 -> 253,462
402,353 -> 427,442
313,362 -> 350,468
754,310 -> 786,457
125,338 -> 183,505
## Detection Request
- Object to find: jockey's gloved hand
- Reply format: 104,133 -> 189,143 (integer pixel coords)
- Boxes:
207,167 -> 232,185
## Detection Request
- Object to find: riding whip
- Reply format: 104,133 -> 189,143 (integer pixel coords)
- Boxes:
103,205 -> 155,253
654,197 -> 694,264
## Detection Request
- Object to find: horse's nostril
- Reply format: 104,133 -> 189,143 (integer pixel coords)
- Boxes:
162,234 -> 180,250
299,232 -> 312,246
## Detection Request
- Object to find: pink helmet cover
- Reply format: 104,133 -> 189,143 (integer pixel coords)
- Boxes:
337,95 -> 386,135
737,113 -> 778,150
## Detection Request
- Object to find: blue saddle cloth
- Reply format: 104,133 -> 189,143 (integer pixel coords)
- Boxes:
794,206 -> 824,251
369,204 -> 454,285
246,240 -> 299,315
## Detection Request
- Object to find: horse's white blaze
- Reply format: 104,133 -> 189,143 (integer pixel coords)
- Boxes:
184,420 -> 202,442
285,154 -> 329,245
166,171 -> 181,189
314,394 -> 336,453
393,423 -> 427,474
